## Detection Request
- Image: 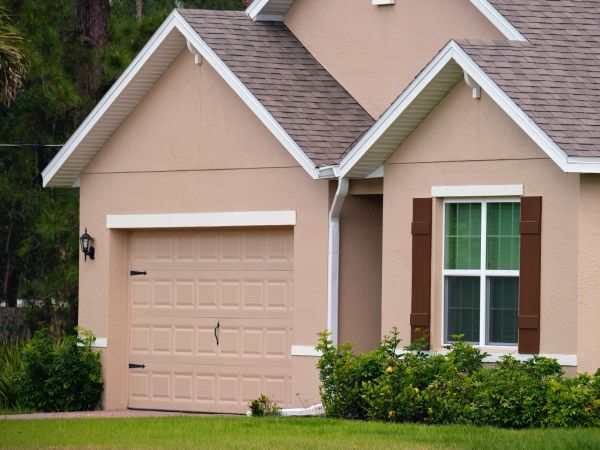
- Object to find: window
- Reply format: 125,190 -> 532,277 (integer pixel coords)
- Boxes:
443,200 -> 520,346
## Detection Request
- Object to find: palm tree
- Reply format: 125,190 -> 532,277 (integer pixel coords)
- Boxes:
0,8 -> 28,106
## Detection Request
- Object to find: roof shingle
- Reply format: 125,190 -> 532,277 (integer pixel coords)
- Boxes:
178,9 -> 374,166
460,1 -> 600,157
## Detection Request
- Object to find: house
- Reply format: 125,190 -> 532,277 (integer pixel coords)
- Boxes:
42,0 -> 600,414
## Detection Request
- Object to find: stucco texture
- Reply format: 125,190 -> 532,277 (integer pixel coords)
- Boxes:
79,49 -> 326,409
381,81 -> 580,359
285,0 -> 504,118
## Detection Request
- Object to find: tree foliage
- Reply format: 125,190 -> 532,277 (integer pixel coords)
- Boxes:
0,0 -> 244,335
0,8 -> 29,106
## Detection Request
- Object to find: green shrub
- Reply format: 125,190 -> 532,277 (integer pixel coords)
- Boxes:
316,330 -> 600,428
316,330 -> 399,420
0,339 -> 25,410
13,329 -> 103,412
248,394 -> 281,417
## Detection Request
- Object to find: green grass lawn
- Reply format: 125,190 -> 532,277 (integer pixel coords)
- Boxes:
0,416 -> 599,449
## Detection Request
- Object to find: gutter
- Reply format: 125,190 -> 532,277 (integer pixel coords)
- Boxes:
327,177 -> 349,345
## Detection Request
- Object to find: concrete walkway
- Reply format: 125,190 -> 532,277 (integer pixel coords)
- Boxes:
0,409 -> 195,420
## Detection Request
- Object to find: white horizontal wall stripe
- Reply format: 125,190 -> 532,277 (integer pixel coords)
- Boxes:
431,184 -> 523,198
484,353 -> 577,367
79,337 -> 108,348
106,211 -> 296,229
291,345 -> 322,357
399,349 -> 577,367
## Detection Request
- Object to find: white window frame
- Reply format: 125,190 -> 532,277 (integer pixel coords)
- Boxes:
441,198 -> 520,349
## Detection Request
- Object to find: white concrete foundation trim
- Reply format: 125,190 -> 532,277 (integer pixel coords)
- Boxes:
88,337 -> 108,348
399,349 -> 577,367
106,211 -> 296,229
291,345 -> 322,357
431,184 -> 523,198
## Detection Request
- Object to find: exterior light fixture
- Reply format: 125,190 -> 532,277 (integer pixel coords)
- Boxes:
80,228 -> 95,261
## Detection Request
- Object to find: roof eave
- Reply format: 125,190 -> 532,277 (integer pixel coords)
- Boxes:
43,10 -> 319,188
340,40 -> 600,178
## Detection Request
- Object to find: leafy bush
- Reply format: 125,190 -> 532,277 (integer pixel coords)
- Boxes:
316,329 -> 399,420
0,339 -> 25,410
10,329 -> 103,412
316,330 -> 600,428
248,394 -> 281,417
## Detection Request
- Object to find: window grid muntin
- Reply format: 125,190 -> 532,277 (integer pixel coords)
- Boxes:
442,198 -> 520,347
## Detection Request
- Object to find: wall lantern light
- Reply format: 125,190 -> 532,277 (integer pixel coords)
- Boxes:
80,228 -> 95,261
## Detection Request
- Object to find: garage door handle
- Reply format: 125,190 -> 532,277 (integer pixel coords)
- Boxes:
214,321 -> 220,346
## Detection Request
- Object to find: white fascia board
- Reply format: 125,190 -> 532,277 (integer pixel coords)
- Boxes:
449,42 -> 574,172
175,14 -> 317,179
107,211 -> 296,229
340,40 -> 600,177
470,0 -> 527,42
43,11 -> 317,188
339,45 -> 455,177
432,184 -> 523,198
245,0 -> 271,20
400,349 -> 577,367
291,345 -> 322,357
42,11 -> 182,187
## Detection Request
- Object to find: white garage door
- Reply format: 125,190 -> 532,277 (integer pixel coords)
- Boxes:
127,228 -> 293,413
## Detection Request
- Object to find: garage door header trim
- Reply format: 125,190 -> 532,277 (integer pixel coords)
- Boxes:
107,211 -> 296,229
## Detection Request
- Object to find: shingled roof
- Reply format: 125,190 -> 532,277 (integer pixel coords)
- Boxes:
178,9 -> 374,166
459,1 -> 600,157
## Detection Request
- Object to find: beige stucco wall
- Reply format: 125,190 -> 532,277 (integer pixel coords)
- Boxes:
381,81 -> 581,359
339,193 -> 383,353
578,175 -> 600,373
79,49 -> 325,409
285,0 -> 504,117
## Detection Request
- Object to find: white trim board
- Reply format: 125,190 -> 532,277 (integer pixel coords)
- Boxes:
106,211 -> 296,229
42,10 -> 317,187
399,349 -> 577,367
432,184 -> 523,198
291,345 -> 322,357
339,40 -> 600,177
77,337 -> 108,348
469,0 -> 527,41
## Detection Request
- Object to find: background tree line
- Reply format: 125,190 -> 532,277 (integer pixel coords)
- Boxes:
0,0 -> 245,336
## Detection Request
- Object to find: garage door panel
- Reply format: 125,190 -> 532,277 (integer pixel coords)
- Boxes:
128,228 -> 293,413
131,229 -> 293,269
129,319 -> 292,363
130,271 -> 292,313
128,365 -> 292,413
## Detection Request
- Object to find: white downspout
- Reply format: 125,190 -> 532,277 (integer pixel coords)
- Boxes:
327,177 -> 349,346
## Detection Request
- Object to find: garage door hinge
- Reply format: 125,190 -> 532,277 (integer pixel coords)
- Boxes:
130,270 -> 147,276
128,363 -> 145,369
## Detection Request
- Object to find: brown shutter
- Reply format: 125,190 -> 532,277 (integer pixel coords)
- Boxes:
410,198 -> 432,348
518,196 -> 542,354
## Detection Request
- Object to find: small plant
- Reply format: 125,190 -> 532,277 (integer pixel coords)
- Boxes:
248,394 -> 281,417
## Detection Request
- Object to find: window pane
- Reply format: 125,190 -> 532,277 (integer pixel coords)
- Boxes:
487,277 -> 519,344
445,203 -> 481,270
445,276 -> 480,343
487,203 -> 520,270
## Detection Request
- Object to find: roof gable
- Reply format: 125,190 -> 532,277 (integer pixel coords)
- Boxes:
340,40 -> 600,177
44,9 -> 373,187
179,10 -> 374,166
